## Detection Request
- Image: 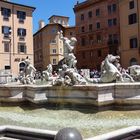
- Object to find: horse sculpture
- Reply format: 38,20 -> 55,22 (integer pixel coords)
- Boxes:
100,54 -> 124,83
86,54 -> 134,83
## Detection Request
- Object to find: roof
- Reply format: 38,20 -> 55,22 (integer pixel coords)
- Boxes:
73,0 -> 102,12
33,23 -> 65,37
48,15 -> 69,20
0,0 -> 36,11
65,26 -> 75,29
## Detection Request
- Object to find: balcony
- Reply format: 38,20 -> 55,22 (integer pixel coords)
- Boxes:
3,34 -> 10,39
19,36 -> 25,41
108,39 -> 119,46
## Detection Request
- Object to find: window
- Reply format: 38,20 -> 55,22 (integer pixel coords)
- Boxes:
108,19 -> 112,26
1,7 -> 11,20
113,34 -> 118,39
17,28 -> 26,37
113,18 -> 117,25
97,50 -> 102,57
96,9 -> 100,16
108,5 -> 112,13
112,4 -> 116,12
53,59 -> 56,65
108,18 -> 117,26
89,24 -> 93,31
17,11 -> 26,22
130,38 -> 137,48
88,11 -> 92,18
108,4 -> 116,14
18,43 -> 26,53
108,34 -> 118,44
129,0 -> 134,9
70,32 -> 73,36
129,13 -> 137,24
89,36 -> 94,45
96,22 -> 100,29
97,35 -> 102,43
81,14 -> 84,20
52,28 -> 56,33
19,62 -> 25,71
5,65 -> 10,70
4,42 -> 10,52
2,26 -> 11,37
90,51 -> 93,58
52,49 -> 56,54
81,26 -> 85,32
82,52 -> 85,59
130,58 -> 137,66
51,39 -> 56,44
81,38 -> 86,46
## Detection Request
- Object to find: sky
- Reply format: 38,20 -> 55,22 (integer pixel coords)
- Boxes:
11,0 -> 85,33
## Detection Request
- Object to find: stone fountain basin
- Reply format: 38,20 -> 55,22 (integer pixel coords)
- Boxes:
0,82 -> 140,107
0,125 -> 56,140
1,125 -> 140,140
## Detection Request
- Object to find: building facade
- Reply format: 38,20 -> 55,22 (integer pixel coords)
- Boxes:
119,0 -> 140,68
33,15 -> 75,72
74,0 -> 120,70
0,0 -> 35,75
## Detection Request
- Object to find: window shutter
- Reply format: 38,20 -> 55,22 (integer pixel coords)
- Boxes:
18,44 -> 20,53
8,9 -> 11,17
9,27 -> 11,34
23,12 -> 26,19
17,11 -> 20,18
2,26 -> 4,34
25,45 -> 27,53
1,8 -> 4,15
24,29 -> 26,36
17,28 -> 20,36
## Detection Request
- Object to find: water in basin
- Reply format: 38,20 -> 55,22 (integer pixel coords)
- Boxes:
0,105 -> 140,138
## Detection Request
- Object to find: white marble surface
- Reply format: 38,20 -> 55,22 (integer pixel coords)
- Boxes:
0,82 -> 139,106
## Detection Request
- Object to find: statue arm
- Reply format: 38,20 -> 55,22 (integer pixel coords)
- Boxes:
30,65 -> 36,72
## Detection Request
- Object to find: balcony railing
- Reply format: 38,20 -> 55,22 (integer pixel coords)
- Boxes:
108,39 -> 119,46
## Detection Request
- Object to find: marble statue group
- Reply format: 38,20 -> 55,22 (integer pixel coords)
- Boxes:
18,57 -> 36,84
18,31 -> 140,85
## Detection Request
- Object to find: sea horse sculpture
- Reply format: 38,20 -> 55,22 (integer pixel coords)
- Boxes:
100,55 -> 124,83
86,54 -> 134,83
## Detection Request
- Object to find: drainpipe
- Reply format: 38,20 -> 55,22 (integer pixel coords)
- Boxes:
12,4 -> 15,55
136,0 -> 140,55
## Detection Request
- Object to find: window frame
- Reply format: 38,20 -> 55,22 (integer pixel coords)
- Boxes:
2,26 -> 11,37
18,43 -> 27,53
17,11 -> 26,23
88,11 -> 92,18
129,13 -> 137,25
17,28 -> 26,37
1,7 -> 11,20
130,37 -> 138,48
3,42 -> 10,52
129,0 -> 135,9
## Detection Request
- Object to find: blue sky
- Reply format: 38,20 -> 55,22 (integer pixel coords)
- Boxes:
11,0 -> 85,33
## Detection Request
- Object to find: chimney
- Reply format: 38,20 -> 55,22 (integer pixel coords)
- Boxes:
39,20 -> 45,30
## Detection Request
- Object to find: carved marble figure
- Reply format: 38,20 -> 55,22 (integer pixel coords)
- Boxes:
42,64 -> 54,81
59,31 -> 77,68
18,57 -> 36,84
128,65 -> 140,81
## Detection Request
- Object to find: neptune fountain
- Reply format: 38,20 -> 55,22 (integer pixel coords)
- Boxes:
7,31 -> 140,108
0,31 -> 140,140
18,31 -> 138,86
